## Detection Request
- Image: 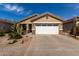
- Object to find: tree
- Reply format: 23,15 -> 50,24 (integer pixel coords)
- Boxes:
73,17 -> 77,38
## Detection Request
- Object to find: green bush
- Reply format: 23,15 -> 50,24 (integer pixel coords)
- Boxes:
0,32 -> 5,37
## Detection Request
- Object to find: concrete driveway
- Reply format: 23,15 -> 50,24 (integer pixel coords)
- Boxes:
24,34 -> 79,56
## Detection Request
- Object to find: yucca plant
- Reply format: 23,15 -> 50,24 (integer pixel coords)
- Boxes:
9,23 -> 22,43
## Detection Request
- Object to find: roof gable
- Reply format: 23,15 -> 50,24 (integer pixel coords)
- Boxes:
31,12 -> 63,22
30,12 -> 63,23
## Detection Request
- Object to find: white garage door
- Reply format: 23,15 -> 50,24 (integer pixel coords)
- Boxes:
36,25 -> 59,34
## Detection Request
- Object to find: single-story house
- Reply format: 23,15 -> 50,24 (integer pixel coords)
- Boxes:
0,19 -> 12,33
63,19 -> 73,33
17,12 -> 64,34
63,16 -> 79,35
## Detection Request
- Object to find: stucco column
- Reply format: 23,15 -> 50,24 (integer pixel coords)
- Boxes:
59,23 -> 63,34
32,24 -> 35,34
20,24 -> 23,35
26,24 -> 28,33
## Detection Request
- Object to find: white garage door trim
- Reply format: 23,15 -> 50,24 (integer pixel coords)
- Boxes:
36,26 -> 59,34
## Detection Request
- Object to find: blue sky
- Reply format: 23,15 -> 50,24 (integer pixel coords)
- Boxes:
0,3 -> 79,22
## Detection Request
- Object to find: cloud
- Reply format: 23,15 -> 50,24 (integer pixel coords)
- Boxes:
74,5 -> 79,9
16,7 -> 24,13
0,3 -> 32,15
4,4 -> 13,10
3,4 -> 24,14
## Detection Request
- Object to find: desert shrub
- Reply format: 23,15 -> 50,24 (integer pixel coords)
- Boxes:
0,32 -> 5,37
70,28 -> 79,36
9,23 -> 22,40
76,26 -> 79,36
70,29 -> 73,35
9,32 -> 22,39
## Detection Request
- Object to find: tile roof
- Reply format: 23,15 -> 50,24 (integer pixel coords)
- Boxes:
0,18 -> 12,24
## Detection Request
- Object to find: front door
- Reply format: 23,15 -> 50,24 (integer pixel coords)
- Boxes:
28,24 -> 32,33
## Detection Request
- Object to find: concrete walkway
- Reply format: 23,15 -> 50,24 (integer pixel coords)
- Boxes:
24,35 -> 79,56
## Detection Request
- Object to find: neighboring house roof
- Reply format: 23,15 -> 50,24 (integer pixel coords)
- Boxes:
0,19 -> 12,24
63,19 -> 73,24
64,16 -> 79,24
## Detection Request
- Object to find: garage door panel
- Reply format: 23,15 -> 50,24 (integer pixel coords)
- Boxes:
36,26 -> 59,34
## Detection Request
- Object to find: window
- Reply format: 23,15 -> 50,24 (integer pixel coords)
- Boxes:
0,25 -> 4,30
53,24 -> 58,26
41,24 -> 46,26
36,24 -> 58,26
47,24 -> 58,26
47,24 -> 53,26
36,24 -> 41,26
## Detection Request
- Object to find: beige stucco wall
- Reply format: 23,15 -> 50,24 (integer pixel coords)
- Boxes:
33,16 -> 62,23
76,21 -> 79,26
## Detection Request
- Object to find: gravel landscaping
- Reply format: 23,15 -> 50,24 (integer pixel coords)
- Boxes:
0,34 -> 32,56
